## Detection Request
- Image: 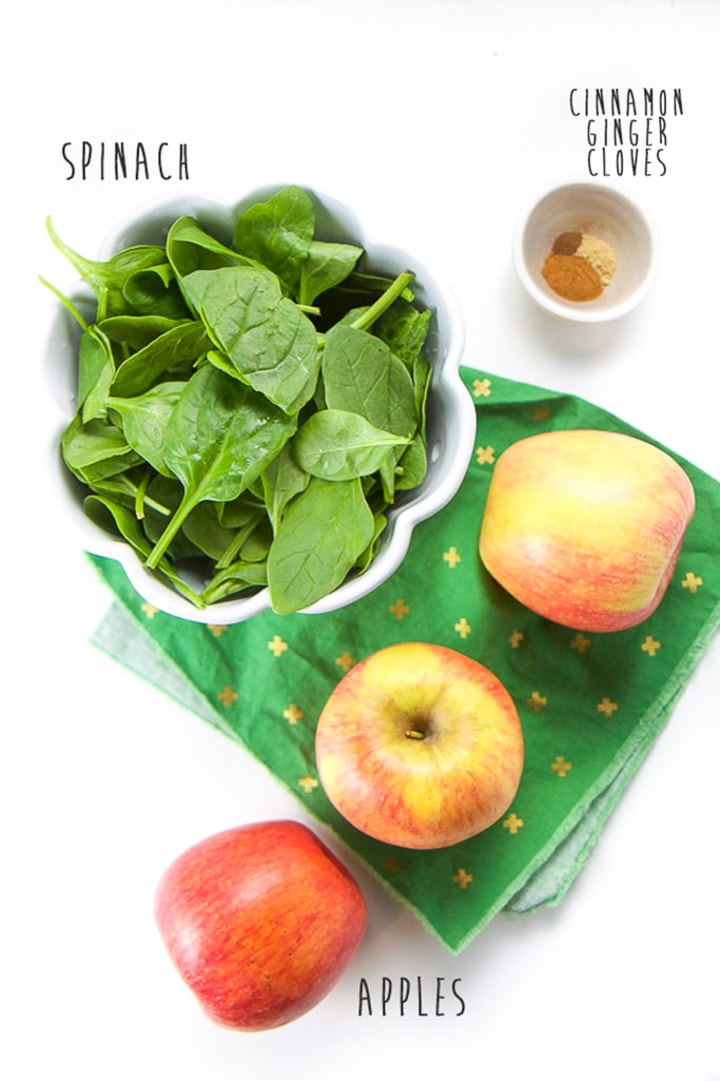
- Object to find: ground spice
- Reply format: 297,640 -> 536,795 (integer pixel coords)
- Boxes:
542,230 -> 616,302
541,252 -> 603,302
576,234 -> 617,286
552,231 -> 583,255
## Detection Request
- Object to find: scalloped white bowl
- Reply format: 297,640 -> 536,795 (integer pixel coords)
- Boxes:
45,186 -> 474,623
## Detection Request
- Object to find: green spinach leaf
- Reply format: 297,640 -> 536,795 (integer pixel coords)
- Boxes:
322,324 -> 417,437
266,476 -> 374,614
110,321 -> 209,398
123,263 -> 189,319
146,364 -> 296,568
260,444 -> 310,532
77,325 -> 115,422
107,381 -> 185,476
46,217 -> 166,300
166,216 -> 255,278
182,266 -> 319,415
232,185 -> 315,295
292,409 -> 410,481
299,240 -> 363,306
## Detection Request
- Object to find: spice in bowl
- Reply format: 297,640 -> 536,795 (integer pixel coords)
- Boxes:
541,230 -> 617,302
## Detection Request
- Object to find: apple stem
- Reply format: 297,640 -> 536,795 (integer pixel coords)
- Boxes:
405,728 -> 426,740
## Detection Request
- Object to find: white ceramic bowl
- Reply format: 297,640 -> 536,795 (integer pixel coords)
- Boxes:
45,186 -> 474,623
512,178 -> 657,323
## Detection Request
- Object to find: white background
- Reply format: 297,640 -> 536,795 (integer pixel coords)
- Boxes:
2,1 -> 719,1079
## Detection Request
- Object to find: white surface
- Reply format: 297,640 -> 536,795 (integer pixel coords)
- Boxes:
2,2 -> 719,1080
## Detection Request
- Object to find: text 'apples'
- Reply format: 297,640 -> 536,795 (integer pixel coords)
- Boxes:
154,820 -> 367,1031
479,428 -> 695,632
315,642 -> 524,849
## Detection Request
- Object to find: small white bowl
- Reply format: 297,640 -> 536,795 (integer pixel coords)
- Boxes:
512,178 -> 657,323
45,186 -> 474,623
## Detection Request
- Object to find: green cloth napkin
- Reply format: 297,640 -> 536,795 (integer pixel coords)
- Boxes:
89,368 -> 720,953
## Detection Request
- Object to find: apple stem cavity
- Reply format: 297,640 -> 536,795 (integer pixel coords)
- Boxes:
404,727 -> 426,740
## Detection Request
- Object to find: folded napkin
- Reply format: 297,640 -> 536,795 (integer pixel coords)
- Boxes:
90,368 -> 720,953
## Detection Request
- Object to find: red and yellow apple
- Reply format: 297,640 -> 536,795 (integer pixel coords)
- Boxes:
314,642 -> 523,849
154,820 -> 367,1031
479,428 -> 695,632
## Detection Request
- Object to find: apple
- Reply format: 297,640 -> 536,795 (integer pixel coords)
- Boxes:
154,820 -> 367,1031
315,642 -> 523,850
479,428 -> 695,633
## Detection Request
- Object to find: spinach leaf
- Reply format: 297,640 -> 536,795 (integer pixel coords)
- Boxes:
107,381 -> 185,476
146,364 -> 296,568
299,240 -> 363,306
123,263 -> 189,319
46,217 -> 166,299
355,507 -> 389,573
200,560 -> 269,606
216,493 -> 266,529
374,298 -> 432,370
260,443 -> 310,532
77,325 -> 115,422
166,216 -> 255,278
99,314 -> 186,350
61,414 -> 140,481
110,321 -> 209,398
237,517 -> 273,563
266,476 -> 374,614
84,470 -> 172,518
395,435 -> 428,491
232,185 -> 315,295
182,266 -> 319,415
292,409 -> 410,481
181,502 -> 244,562
322,324 -> 417,437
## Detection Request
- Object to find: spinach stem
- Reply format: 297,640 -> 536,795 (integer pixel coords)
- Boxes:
115,474 -> 171,517
145,490 -> 196,569
134,469 -> 151,519
216,511 -> 264,570
349,271 -> 415,333
38,276 -> 89,331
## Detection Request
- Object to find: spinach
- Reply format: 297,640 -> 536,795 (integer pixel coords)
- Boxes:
182,502 -> 254,563
200,560 -> 269,606
232,185 -> 315,295
260,444 -> 310,531
322,324 -> 417,437
166,216 -> 255,278
99,313 -> 186,350
122,263 -> 189,319
61,414 -> 140,482
299,240 -> 363,306
109,321 -> 209,398
77,325 -> 115,421
266,477 -> 375,615
45,216 -> 167,320
107,381 -> 185,476
292,409 -> 410,481
145,364 -> 296,568
45,186 -> 435,613
182,265 -> 319,415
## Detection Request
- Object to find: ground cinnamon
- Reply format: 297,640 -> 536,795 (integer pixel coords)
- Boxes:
541,252 -> 603,302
